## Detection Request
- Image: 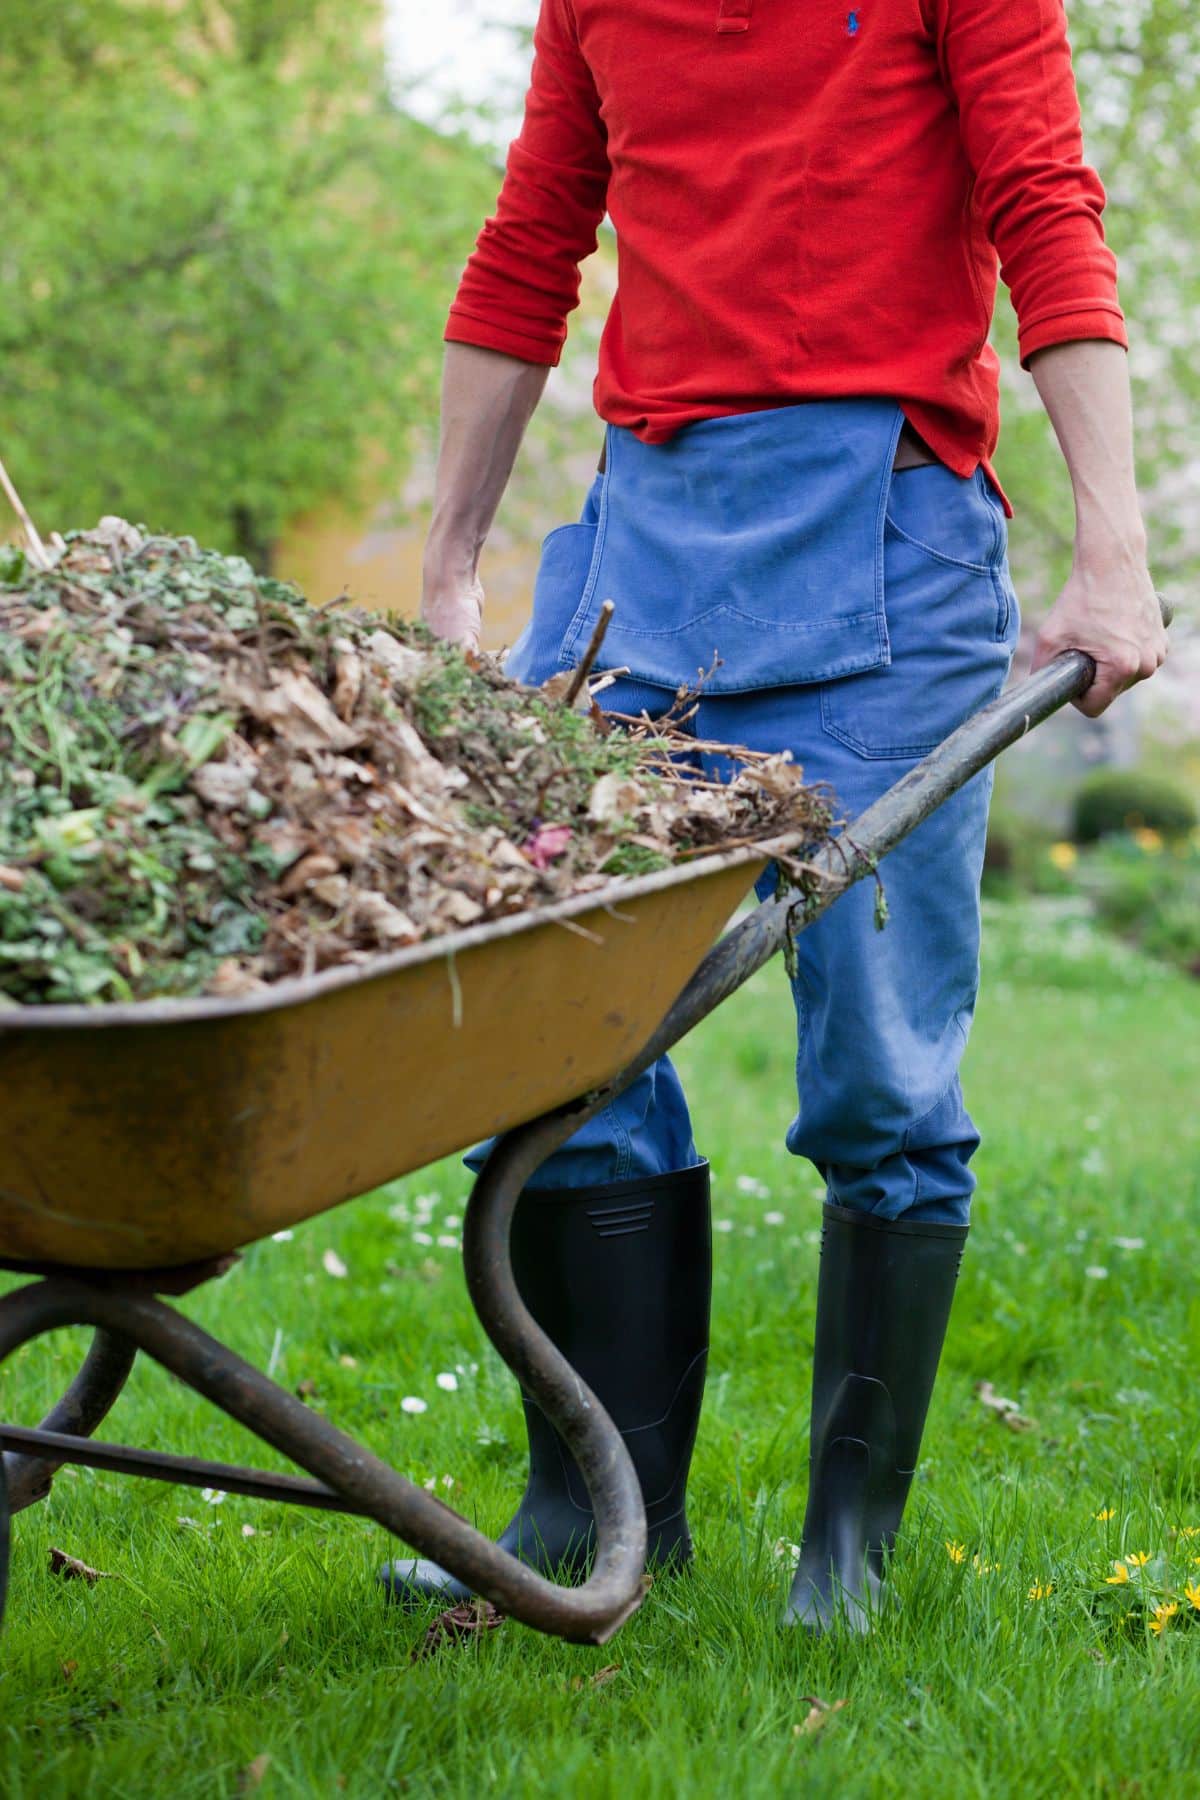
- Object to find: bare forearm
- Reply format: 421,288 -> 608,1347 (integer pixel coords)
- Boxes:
1028,339 -> 1145,558
1026,339 -> 1165,716
421,344 -> 550,646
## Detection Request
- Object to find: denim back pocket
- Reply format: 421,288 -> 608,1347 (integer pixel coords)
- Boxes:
819,466 -> 1019,761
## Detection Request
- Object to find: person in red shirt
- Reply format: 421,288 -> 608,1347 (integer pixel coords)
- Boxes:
383,0 -> 1166,1630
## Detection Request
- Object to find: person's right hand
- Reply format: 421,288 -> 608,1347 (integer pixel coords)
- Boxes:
421,561 -> 483,654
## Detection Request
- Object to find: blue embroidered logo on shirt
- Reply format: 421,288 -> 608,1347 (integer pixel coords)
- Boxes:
847,10 -> 860,33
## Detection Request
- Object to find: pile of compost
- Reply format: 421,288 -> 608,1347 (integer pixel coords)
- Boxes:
0,521 -> 834,1006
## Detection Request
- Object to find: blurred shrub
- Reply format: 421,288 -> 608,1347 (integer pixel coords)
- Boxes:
1081,835 -> 1200,976
1071,770 -> 1198,845
984,807 -> 1075,897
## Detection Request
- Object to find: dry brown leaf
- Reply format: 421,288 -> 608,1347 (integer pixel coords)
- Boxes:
365,629 -> 427,689
975,1379 -> 1037,1433
238,1754 -> 272,1793
332,641 -> 364,722
279,852 -> 340,898
232,669 -> 361,753
411,1599 -> 505,1661
48,1546 -> 114,1585
60,1659 -> 79,1683
0,865 -> 26,892
794,1696 -> 848,1737
588,773 -> 644,826
352,891 -> 420,944
538,669 -> 577,704
207,960 -> 269,999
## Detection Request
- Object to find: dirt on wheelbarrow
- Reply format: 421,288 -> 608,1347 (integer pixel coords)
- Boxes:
0,519 -> 835,1006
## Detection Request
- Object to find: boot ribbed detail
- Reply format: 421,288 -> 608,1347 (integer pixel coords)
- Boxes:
380,1162 -> 711,1608
784,1201 -> 967,1633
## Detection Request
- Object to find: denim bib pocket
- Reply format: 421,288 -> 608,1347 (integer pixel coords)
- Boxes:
505,508 -> 602,687
819,466 -> 1019,762
555,401 -> 905,694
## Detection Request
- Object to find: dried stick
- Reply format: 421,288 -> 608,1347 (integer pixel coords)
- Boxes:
562,601 -> 615,707
0,453 -> 52,571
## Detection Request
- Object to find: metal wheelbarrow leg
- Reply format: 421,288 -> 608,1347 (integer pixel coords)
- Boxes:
0,651 -> 1095,1646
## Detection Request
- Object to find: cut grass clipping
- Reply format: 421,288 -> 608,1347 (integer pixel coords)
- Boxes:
0,520 -> 834,1006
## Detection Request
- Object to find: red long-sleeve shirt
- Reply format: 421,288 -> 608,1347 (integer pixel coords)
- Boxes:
445,0 -> 1126,498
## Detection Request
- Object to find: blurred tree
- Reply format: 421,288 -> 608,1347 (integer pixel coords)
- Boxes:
0,0 -> 493,567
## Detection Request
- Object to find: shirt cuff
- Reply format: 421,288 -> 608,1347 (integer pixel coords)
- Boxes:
445,306 -> 566,368
1019,305 -> 1128,369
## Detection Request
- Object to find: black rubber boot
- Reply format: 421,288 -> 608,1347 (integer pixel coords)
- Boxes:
380,1162 -> 711,1607
784,1201 -> 968,1633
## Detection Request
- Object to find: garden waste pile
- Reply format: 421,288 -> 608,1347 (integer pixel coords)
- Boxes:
0,521 -> 834,1006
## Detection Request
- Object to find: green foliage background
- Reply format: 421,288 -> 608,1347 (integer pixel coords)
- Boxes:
0,0 -> 493,564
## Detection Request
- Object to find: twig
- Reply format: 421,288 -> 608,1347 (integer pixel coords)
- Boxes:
562,601 -> 615,707
0,453 -> 51,571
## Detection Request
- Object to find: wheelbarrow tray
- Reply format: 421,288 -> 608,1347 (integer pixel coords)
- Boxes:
0,848 -> 766,1271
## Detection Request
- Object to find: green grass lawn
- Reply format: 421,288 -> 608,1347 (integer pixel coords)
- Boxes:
2,898 -> 1199,1798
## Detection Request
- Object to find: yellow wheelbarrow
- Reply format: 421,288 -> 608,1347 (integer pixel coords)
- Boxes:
0,652 -> 1094,1646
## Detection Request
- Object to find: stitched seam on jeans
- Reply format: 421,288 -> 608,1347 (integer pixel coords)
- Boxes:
819,689 -> 943,761
883,513 -> 996,576
594,605 -> 883,640
990,564 -> 1010,643
901,1072 -> 964,1159
596,1099 -> 634,1182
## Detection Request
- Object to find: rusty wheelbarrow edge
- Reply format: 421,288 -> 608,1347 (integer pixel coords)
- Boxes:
0,652 -> 1096,1647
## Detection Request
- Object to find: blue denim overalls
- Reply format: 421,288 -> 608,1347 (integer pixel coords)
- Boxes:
474,399 -> 1019,1226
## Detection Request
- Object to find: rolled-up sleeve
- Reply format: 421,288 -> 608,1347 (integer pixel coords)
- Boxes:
445,0 -> 610,366
931,0 -> 1127,366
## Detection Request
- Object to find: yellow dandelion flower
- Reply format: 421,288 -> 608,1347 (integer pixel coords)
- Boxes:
1176,1526 -> 1200,1540
1148,1602 -> 1178,1635
1133,827 -> 1163,854
1126,1551 -> 1151,1567
1028,1581 -> 1054,1601
1184,1582 -> 1200,1612
946,1540 -> 966,1565
1106,1562 -> 1130,1585
1095,1508 -> 1115,1522
1048,841 -> 1078,871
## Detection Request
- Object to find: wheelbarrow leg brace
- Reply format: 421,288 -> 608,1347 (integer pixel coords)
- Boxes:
785,1202 -> 968,1633
380,1162 -> 711,1608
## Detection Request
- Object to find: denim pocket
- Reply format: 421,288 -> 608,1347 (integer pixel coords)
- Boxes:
819,469 -> 1019,762
885,466 -> 1008,593
558,404 -> 902,694
505,520 -> 601,687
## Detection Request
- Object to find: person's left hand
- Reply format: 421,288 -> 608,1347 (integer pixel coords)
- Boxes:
1030,537 -> 1167,718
